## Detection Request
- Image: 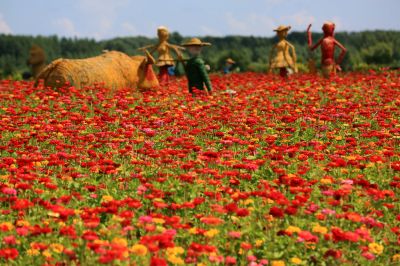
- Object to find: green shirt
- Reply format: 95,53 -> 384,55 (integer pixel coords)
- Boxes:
184,56 -> 212,93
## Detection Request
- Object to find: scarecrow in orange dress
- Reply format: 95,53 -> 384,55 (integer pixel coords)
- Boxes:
138,26 -> 185,84
307,22 -> 347,78
268,25 -> 298,78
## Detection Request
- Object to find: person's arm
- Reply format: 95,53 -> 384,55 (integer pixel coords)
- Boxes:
197,59 -> 212,93
334,39 -> 347,71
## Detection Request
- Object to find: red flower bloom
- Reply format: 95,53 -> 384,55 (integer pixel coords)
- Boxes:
0,248 -> 18,260
269,206 -> 284,218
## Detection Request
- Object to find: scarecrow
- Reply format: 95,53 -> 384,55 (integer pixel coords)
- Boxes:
138,26 -> 185,84
307,22 -> 347,78
268,25 -> 298,78
223,58 -> 236,74
181,38 -> 212,96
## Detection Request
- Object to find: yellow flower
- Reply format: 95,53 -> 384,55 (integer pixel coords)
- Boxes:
286,226 -> 301,234
290,257 -> 302,264
27,249 -> 40,256
166,246 -> 185,256
167,255 -> 184,265
49,243 -> 64,254
122,250 -> 129,258
112,215 -> 123,222
368,242 -> 384,255
393,254 -> 400,261
0,222 -> 14,231
312,224 -> 328,234
271,260 -> 285,266
42,250 -> 52,258
112,237 -> 128,247
204,229 -> 219,238
153,218 -> 165,224
101,195 -> 114,202
320,178 -> 332,184
255,239 -> 264,247
189,227 -> 198,234
244,199 -> 254,205
130,244 -> 148,256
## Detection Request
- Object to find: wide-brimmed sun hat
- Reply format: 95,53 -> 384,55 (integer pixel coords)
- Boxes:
273,25 -> 291,32
181,38 -> 211,46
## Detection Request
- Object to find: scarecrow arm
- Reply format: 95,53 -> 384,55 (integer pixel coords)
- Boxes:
334,39 -> 347,68
168,43 -> 185,60
197,59 -> 212,92
287,42 -> 298,72
307,24 -> 322,51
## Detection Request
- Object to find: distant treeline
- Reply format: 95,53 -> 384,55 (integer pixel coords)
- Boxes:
1,31 -> 399,78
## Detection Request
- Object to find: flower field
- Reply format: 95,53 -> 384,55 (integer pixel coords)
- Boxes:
0,71 -> 399,265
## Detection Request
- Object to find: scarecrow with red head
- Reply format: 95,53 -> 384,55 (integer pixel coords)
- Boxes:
307,22 -> 347,78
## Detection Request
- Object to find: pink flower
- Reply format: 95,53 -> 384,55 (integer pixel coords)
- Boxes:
362,252 -> 375,260
228,231 -> 242,239
16,227 -> 29,236
1,188 -> 16,196
139,216 -> 153,223
225,256 -> 237,264
3,235 -> 16,245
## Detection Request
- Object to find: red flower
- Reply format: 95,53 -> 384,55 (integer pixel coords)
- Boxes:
324,249 -> 342,259
269,206 -> 284,218
391,161 -> 400,171
0,248 -> 18,260
150,257 -> 167,266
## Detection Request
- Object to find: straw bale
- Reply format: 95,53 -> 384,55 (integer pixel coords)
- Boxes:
37,51 -> 158,89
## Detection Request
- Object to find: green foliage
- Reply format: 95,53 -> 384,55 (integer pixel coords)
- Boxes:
361,42 -> 393,65
0,30 -> 400,78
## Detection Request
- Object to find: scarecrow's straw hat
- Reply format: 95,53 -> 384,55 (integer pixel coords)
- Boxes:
273,25 -> 291,32
226,58 -> 235,64
182,38 -> 211,46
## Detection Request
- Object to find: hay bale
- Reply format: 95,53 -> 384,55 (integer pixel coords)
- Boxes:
37,51 -> 158,89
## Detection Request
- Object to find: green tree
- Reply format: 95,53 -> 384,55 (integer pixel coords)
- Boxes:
362,42 -> 394,65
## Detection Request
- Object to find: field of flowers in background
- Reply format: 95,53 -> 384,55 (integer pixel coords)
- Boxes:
0,72 -> 399,265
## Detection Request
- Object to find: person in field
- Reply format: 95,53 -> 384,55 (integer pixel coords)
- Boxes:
268,25 -> 298,78
223,58 -> 236,74
181,38 -> 212,96
138,26 -> 184,85
307,22 -> 347,78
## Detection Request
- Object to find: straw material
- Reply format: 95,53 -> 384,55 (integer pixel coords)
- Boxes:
37,51 -> 157,89
28,45 -> 46,79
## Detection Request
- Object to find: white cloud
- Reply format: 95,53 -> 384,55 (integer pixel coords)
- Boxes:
281,10 -> 315,31
264,0 -> 285,5
330,16 -> 344,31
121,22 -> 138,35
0,14 -> 12,34
200,25 -> 222,36
225,12 -> 276,36
53,18 -> 79,37
76,0 -> 129,39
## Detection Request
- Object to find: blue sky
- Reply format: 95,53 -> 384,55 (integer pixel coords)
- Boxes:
0,0 -> 398,40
